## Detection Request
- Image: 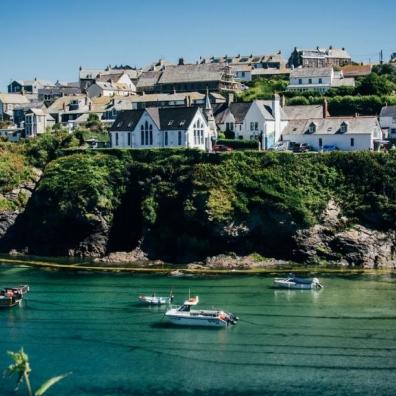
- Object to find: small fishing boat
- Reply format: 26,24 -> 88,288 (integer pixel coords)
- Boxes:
0,284 -> 29,309
273,275 -> 323,290
165,296 -> 238,327
139,292 -> 174,305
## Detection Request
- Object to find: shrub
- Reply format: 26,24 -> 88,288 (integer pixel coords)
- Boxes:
216,139 -> 258,150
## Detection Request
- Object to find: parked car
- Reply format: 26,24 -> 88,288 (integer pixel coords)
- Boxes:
213,144 -> 233,152
269,141 -> 292,151
322,145 -> 339,152
292,143 -> 311,153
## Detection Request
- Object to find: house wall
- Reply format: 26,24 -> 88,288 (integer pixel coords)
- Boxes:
282,133 -> 374,151
235,71 -> 252,82
110,110 -> 209,150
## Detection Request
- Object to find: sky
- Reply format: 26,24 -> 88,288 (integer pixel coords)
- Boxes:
1,0 -> 395,90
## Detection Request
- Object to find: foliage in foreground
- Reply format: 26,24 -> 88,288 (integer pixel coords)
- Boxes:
5,348 -> 70,396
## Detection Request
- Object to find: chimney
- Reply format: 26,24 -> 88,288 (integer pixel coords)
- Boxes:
62,102 -> 66,111
178,58 -> 184,66
227,93 -> 234,105
85,96 -> 88,105
323,98 -> 328,118
272,94 -> 281,142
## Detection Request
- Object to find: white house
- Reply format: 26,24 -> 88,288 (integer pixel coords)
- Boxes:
24,108 -> 55,137
214,95 -> 287,149
287,67 -> 355,93
379,106 -> 396,139
87,81 -> 136,98
0,93 -> 30,121
282,116 -> 382,151
110,106 -> 214,151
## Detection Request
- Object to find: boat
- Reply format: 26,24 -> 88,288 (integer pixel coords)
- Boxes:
0,285 -> 29,309
165,296 -> 238,327
273,274 -> 323,290
139,292 -> 174,305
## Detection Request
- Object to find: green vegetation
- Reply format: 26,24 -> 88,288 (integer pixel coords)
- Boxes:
238,68 -> 396,116
5,348 -> 69,396
236,78 -> 288,101
216,139 -> 259,150
11,149 -> 396,260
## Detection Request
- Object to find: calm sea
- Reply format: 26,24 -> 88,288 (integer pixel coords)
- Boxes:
0,264 -> 395,395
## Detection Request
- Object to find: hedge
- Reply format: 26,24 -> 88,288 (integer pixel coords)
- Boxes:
216,139 -> 259,150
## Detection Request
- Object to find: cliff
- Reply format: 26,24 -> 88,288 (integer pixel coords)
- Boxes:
1,139 -> 396,268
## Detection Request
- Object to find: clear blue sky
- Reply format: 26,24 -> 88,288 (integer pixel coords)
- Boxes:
1,0 -> 395,90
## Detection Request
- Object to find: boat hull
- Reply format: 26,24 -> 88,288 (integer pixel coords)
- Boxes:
273,280 -> 317,290
166,315 -> 228,327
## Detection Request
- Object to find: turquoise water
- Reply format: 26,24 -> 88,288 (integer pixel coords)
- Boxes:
0,265 -> 395,395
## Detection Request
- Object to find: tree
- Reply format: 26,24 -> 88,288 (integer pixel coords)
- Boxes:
356,73 -> 396,96
5,348 -> 70,396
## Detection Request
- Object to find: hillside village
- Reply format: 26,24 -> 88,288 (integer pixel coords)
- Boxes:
1,46 -> 396,153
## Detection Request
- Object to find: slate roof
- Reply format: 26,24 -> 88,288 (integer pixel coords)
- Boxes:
283,105 -> 327,120
110,106 -> 201,132
290,67 -> 333,78
159,64 -> 226,84
200,53 -> 285,65
380,106 -> 396,117
298,47 -> 351,59
0,93 -> 30,104
79,69 -> 103,79
283,117 -> 379,135
214,102 -> 252,124
136,71 -> 162,89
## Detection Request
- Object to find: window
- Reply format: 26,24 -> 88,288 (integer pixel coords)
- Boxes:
309,122 -> 316,133
115,132 -> 119,146
308,79 -> 312,84
178,131 -> 182,145
298,79 -> 303,85
141,121 -> 153,145
250,122 -> 255,131
350,138 -> 354,147
128,132 -> 131,146
193,119 -> 205,146
319,78 -> 323,84
254,122 -> 258,131
164,131 -> 168,146
319,138 -> 323,147
340,122 -> 348,133
392,116 -> 396,123
391,128 -> 396,136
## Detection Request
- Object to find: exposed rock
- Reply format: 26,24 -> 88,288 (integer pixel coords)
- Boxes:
205,254 -> 289,270
102,248 -> 147,263
0,212 -> 19,239
294,201 -> 396,268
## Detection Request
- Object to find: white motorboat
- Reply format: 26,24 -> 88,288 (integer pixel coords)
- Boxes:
273,275 -> 323,290
165,296 -> 238,327
139,294 -> 174,305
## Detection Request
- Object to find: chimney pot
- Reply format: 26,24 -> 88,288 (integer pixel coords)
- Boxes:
323,99 -> 328,118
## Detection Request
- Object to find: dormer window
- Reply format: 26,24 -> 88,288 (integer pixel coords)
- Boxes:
309,122 -> 316,134
340,122 -> 348,133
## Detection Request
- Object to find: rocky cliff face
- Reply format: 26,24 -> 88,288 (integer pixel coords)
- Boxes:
0,168 -> 42,242
293,201 -> 396,269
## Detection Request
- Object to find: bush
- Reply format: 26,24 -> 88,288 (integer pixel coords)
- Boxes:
216,139 -> 259,150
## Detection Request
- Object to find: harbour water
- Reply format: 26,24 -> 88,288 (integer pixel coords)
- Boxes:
0,264 -> 395,395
